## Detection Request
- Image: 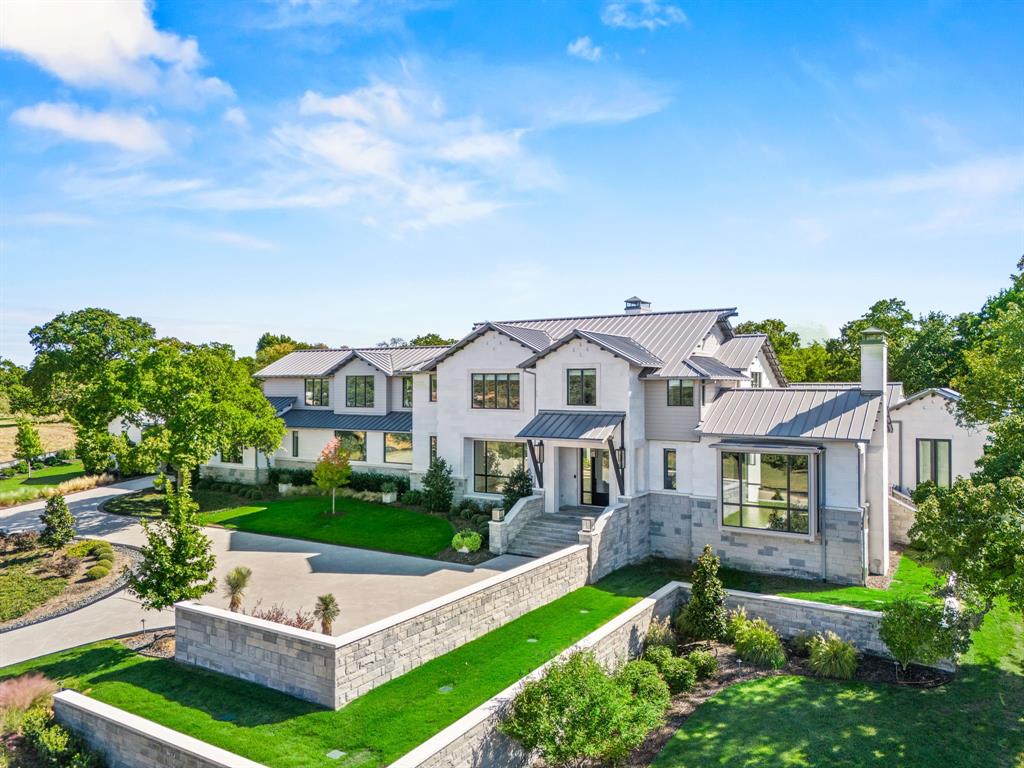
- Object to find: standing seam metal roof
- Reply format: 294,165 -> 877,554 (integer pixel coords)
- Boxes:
255,346 -> 449,378
281,410 -> 413,432
517,410 -> 626,441
517,329 -> 663,369
713,335 -> 767,369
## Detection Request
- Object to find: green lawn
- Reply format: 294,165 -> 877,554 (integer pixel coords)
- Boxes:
653,599 -> 1024,767
103,490 -> 166,518
198,495 -> 456,559
0,548 -> 67,622
605,550 -> 939,611
0,460 -> 86,492
0,582 -> 641,768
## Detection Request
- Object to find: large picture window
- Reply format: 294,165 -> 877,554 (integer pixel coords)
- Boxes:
721,451 -> 810,534
667,379 -> 695,407
663,449 -> 677,490
917,439 -> 951,488
346,375 -> 374,408
471,373 -> 520,409
567,368 -> 597,406
304,378 -> 330,407
473,440 -> 526,494
334,430 -> 366,462
384,432 -> 413,464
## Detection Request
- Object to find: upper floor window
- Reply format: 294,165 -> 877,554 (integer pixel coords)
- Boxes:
304,378 -> 330,407
429,373 -> 438,402
751,371 -> 763,388
667,379 -> 695,407
917,439 -> 951,488
346,375 -> 374,408
402,376 -> 413,408
334,430 -> 367,462
567,368 -> 597,406
472,373 -> 520,409
721,451 -> 810,535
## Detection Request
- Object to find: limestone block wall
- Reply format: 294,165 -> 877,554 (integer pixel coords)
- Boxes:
489,493 -> 544,555
176,545 -> 590,710
889,492 -> 917,546
53,691 -> 262,768
580,496 -> 652,582
647,492 -> 692,560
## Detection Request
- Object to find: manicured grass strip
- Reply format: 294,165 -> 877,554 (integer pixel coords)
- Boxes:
1,583 -> 640,768
199,495 -> 455,559
606,550 -> 939,611
0,551 -> 67,621
652,601 -> 1024,768
103,490 -> 166,518
0,460 -> 86,492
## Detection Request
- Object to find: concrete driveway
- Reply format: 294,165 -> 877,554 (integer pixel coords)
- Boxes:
0,479 -> 530,666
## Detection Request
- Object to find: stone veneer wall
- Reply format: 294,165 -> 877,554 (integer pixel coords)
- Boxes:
53,691 -> 262,768
580,496 -> 652,582
889,493 -> 917,546
198,465 -> 262,484
176,545 -> 590,709
489,493 -> 544,555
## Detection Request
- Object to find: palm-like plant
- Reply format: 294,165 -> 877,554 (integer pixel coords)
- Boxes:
223,566 -> 252,613
314,593 -> 340,635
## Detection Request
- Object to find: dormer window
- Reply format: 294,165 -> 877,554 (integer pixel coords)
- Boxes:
567,368 -> 597,406
304,378 -> 330,407
346,375 -> 374,408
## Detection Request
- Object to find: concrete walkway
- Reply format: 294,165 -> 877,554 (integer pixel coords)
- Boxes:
0,479 -> 530,667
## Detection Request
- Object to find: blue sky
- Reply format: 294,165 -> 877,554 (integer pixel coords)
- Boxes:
1,0 -> 1021,364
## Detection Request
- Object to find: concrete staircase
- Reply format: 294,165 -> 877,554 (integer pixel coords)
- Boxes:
506,509 -> 588,557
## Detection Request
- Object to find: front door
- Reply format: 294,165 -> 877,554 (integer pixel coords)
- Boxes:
580,448 -> 610,507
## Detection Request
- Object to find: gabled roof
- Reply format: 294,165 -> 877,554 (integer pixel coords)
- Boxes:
711,334 -> 788,386
680,355 -> 749,381
423,321 -> 553,370
802,382 -> 905,408
889,387 -> 961,411
256,346 -> 449,378
266,396 -> 296,416
699,386 -> 883,442
256,348 -> 353,378
518,329 -> 663,369
517,410 -> 625,442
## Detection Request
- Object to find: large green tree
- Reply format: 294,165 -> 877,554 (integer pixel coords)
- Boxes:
409,332 -> 457,346
896,311 -> 972,394
252,333 -> 327,370
26,308 -> 155,430
0,359 -> 33,414
824,298 -> 916,382
733,319 -> 829,382
14,419 -> 43,476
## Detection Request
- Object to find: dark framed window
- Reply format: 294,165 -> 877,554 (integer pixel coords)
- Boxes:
567,368 -> 597,406
751,372 -> 763,388
346,375 -> 374,408
429,374 -> 438,402
223,444 -> 244,464
667,379 -> 695,407
471,373 -> 520,409
721,451 -> 811,534
304,378 -> 330,407
473,440 -> 526,494
384,432 -> 413,464
917,439 -> 952,489
334,430 -> 366,462
429,435 -> 438,462
402,376 -> 413,408
291,431 -> 298,458
663,449 -> 677,490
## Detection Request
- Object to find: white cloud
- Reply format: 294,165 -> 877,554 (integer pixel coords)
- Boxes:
6,211 -> 99,228
205,230 -> 276,250
601,0 -> 688,31
567,36 -> 603,62
11,102 -> 168,153
0,0 -> 231,105
300,84 -> 411,128
256,0 -> 439,30
223,107 -> 249,129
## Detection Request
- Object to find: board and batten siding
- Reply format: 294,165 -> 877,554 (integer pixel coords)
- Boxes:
644,380 -> 699,440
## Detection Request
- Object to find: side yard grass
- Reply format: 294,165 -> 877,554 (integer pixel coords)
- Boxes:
652,600 -> 1024,767
0,460 -> 86,493
0,579 -> 643,768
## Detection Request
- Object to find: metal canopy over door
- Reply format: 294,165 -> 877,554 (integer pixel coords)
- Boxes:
580,448 -> 610,507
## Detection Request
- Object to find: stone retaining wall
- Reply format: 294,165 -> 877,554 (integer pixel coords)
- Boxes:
176,545 -> 590,709
53,691 -> 262,768
489,493 -> 544,555
889,493 -> 917,546
580,496 -> 652,582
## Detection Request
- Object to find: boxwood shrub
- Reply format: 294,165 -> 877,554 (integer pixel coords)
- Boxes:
85,565 -> 110,581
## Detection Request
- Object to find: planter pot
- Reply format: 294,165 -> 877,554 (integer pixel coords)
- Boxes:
278,483 -> 293,495
382,492 -> 398,504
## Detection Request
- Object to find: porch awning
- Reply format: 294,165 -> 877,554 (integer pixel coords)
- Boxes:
517,410 -> 625,442
282,409 -> 413,432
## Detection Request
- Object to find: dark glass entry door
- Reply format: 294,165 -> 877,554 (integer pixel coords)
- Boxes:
580,448 -> 610,507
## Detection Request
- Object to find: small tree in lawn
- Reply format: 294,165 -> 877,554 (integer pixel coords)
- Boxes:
502,464 -> 534,513
879,598 -> 971,680
314,593 -> 340,635
421,457 -> 455,514
14,419 -> 43,477
675,545 -> 729,640
313,438 -> 352,515
223,566 -> 252,613
128,475 -> 216,611
39,493 -> 75,550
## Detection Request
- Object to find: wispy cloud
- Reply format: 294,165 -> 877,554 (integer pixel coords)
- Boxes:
4,211 -> 99,228
254,0 -> 443,30
601,0 -> 688,31
0,0 -> 231,106
567,36 -> 603,62
11,102 -> 169,153
223,107 -> 250,129
204,230 -> 276,250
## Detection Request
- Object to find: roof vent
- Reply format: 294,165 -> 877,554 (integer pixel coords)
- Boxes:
624,296 -> 651,314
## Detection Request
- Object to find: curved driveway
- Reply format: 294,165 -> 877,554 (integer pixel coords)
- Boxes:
0,479 -> 529,666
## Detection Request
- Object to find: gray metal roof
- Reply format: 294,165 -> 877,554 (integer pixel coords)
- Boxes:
256,346 -> 449,378
256,348 -> 353,378
713,335 -> 766,369
680,355 -> 749,380
424,322 -> 553,370
517,410 -> 626,441
492,323 -> 553,352
266,396 -> 296,416
802,382 -> 905,407
282,409 -> 413,432
518,329 -> 663,369
889,387 -> 961,411
699,387 -> 882,442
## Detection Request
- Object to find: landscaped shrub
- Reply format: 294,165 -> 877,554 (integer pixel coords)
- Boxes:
452,529 -> 482,552
724,606 -> 749,643
11,531 -> 39,552
790,631 -> 815,658
39,493 -> 76,550
20,705 -> 101,768
614,659 -> 670,712
95,557 -> 114,570
85,565 -> 110,580
645,616 -> 676,653
500,650 -> 668,767
247,602 -> 315,631
0,673 -> 57,715
642,644 -> 696,693
347,471 -> 410,494
643,644 -> 673,668
686,649 -> 718,681
421,458 -> 456,514
90,541 -> 113,557
502,464 -> 534,513
879,598 -> 969,675
52,555 -> 80,578
675,545 -> 728,640
75,429 -> 116,475
400,489 -> 424,506
807,631 -> 858,679
314,593 -> 340,635
734,617 -> 787,669
54,449 -> 75,462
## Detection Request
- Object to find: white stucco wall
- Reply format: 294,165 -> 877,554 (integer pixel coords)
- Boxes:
412,373 -> 438,475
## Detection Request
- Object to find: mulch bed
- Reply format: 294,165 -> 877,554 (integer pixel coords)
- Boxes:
121,628 -> 176,659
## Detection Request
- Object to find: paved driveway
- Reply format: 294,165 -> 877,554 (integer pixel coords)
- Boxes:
0,480 -> 530,666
